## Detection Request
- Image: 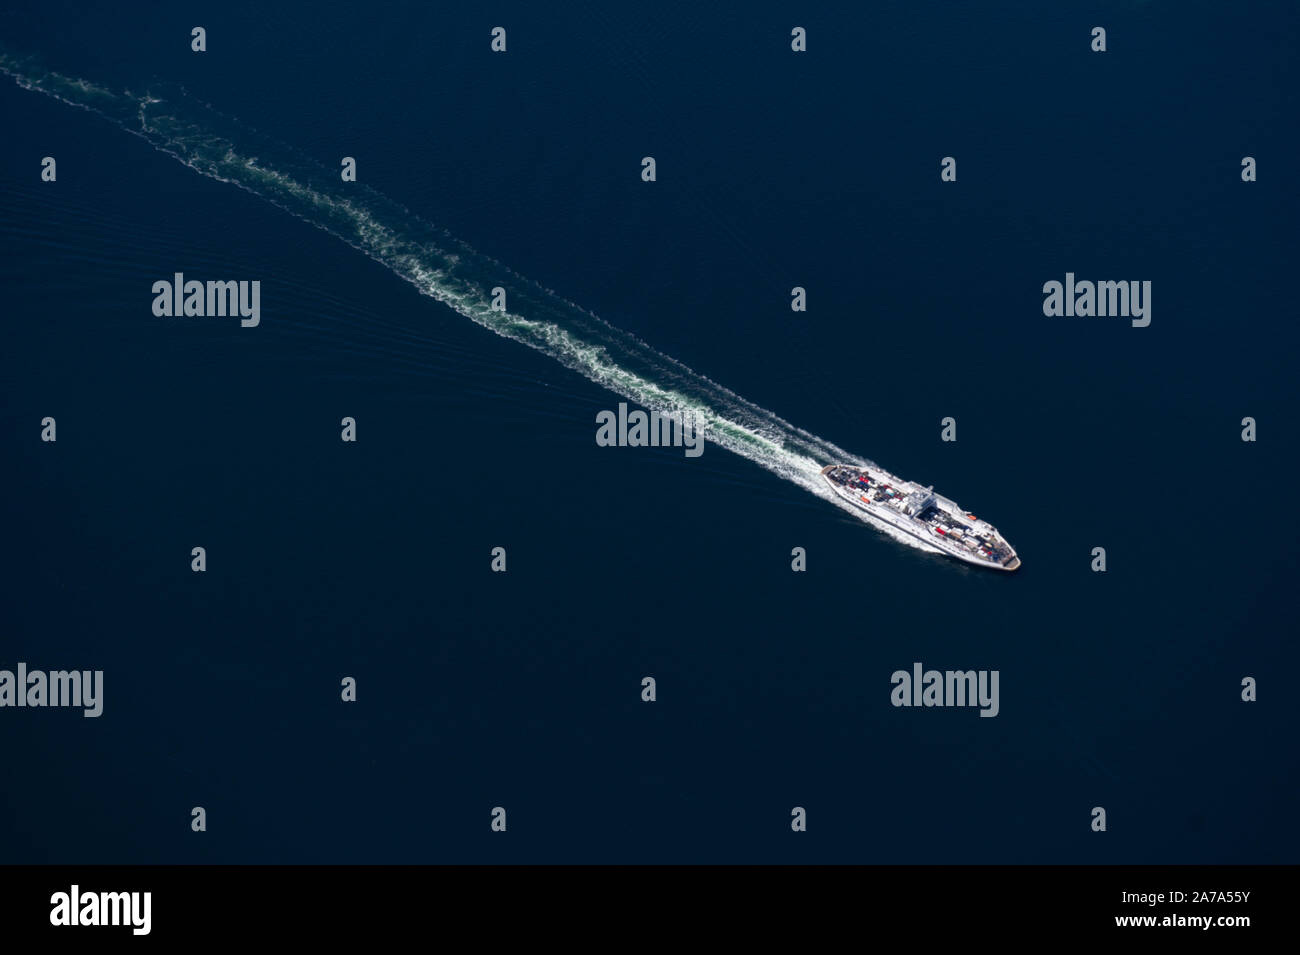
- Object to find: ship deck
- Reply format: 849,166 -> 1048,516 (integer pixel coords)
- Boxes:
822,465 -> 1020,571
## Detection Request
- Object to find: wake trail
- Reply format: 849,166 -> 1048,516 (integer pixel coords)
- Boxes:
1,49 -> 940,554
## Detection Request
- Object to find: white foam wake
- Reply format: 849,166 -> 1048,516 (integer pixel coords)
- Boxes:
1,49 -> 942,555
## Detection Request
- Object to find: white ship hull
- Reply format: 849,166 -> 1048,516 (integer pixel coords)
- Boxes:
821,465 -> 1021,571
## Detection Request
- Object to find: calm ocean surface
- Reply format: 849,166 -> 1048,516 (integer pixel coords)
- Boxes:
1,0 -> 1296,862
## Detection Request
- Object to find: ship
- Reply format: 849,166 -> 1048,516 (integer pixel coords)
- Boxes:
821,464 -> 1021,571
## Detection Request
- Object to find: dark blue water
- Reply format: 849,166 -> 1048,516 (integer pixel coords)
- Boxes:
1,0 -> 1296,862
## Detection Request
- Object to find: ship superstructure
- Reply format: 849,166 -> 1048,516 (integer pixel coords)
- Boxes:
821,465 -> 1020,571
